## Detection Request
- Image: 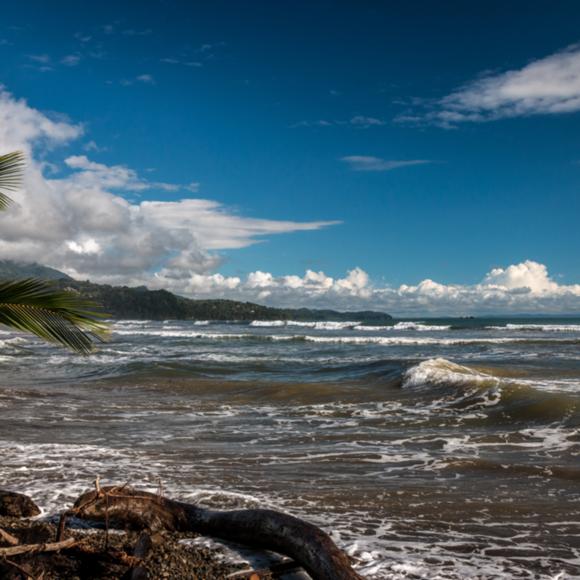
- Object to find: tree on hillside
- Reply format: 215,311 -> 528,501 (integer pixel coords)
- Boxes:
0,151 -> 108,353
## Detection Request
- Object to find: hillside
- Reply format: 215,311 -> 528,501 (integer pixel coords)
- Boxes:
0,260 -> 74,281
0,261 -> 392,323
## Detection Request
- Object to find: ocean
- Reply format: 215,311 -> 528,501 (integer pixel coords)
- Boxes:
1,317 -> 579,578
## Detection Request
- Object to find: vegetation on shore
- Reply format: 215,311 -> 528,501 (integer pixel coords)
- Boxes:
0,260 -> 392,323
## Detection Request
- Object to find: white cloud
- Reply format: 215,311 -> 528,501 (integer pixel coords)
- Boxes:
149,261 -> 580,315
119,75 -> 155,87
348,115 -> 385,128
0,88 -> 83,152
409,44 -> 580,126
341,156 -> 432,172
63,155 -> 188,192
136,74 -> 155,84
67,238 -> 101,255
74,33 -> 92,43
482,260 -> 558,293
83,140 -> 106,153
293,116 -> 385,129
61,54 -> 81,67
160,58 -> 203,68
122,29 -> 152,37
0,88 -> 338,285
28,54 -> 50,64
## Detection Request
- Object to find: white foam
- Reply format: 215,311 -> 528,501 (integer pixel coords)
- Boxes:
250,320 -> 287,327
112,327 -> 580,347
392,321 -> 451,331
0,336 -> 28,350
312,321 -> 361,330
251,320 -> 361,330
353,322 -> 451,332
489,323 -> 580,332
297,335 -> 541,346
403,358 -> 501,390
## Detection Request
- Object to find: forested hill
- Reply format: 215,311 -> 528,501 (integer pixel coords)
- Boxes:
0,261 -> 392,323
0,260 -> 74,281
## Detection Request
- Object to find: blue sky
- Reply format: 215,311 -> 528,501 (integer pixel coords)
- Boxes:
1,1 -> 580,313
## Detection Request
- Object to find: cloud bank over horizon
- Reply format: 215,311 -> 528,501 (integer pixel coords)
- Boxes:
143,260 -> 580,316
1,88 -> 580,315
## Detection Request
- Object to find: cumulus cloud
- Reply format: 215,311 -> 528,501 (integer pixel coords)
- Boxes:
0,88 -> 338,286
150,267 -> 374,306
405,44 -> 580,126
341,156 -> 432,172
149,260 -> 580,315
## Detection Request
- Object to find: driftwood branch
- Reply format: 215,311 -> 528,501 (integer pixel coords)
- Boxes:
0,527 -> 20,546
0,537 -> 76,557
73,486 -> 362,580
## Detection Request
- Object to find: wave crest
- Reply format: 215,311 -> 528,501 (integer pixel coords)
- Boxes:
251,320 -> 361,330
403,358 -> 501,391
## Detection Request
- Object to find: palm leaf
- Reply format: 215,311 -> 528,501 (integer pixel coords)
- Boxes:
0,151 -> 25,210
0,279 -> 109,354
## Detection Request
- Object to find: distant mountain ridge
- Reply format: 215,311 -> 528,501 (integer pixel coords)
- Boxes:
0,260 -> 392,323
0,260 -> 74,281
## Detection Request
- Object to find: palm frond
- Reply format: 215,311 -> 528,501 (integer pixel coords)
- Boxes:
0,151 -> 26,210
0,279 -> 110,354
0,151 -> 26,211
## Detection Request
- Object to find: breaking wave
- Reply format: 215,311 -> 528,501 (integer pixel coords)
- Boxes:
112,328 -> 580,346
403,358 -> 502,390
488,323 -> 580,332
402,358 -> 580,422
392,321 -> 451,331
250,320 -> 361,330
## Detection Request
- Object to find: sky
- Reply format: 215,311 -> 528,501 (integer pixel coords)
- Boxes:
1,0 -> 580,315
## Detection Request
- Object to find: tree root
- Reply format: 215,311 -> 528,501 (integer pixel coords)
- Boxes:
71,485 -> 363,580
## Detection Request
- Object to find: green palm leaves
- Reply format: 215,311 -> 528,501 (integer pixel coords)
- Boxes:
0,150 -> 109,353
0,279 -> 108,354
0,151 -> 26,210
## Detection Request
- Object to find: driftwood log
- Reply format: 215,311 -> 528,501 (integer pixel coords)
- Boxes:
71,486 -> 363,580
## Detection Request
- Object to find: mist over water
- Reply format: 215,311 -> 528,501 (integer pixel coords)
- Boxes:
1,318 -> 580,578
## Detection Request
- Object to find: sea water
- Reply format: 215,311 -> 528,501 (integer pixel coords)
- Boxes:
1,317 -> 579,578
